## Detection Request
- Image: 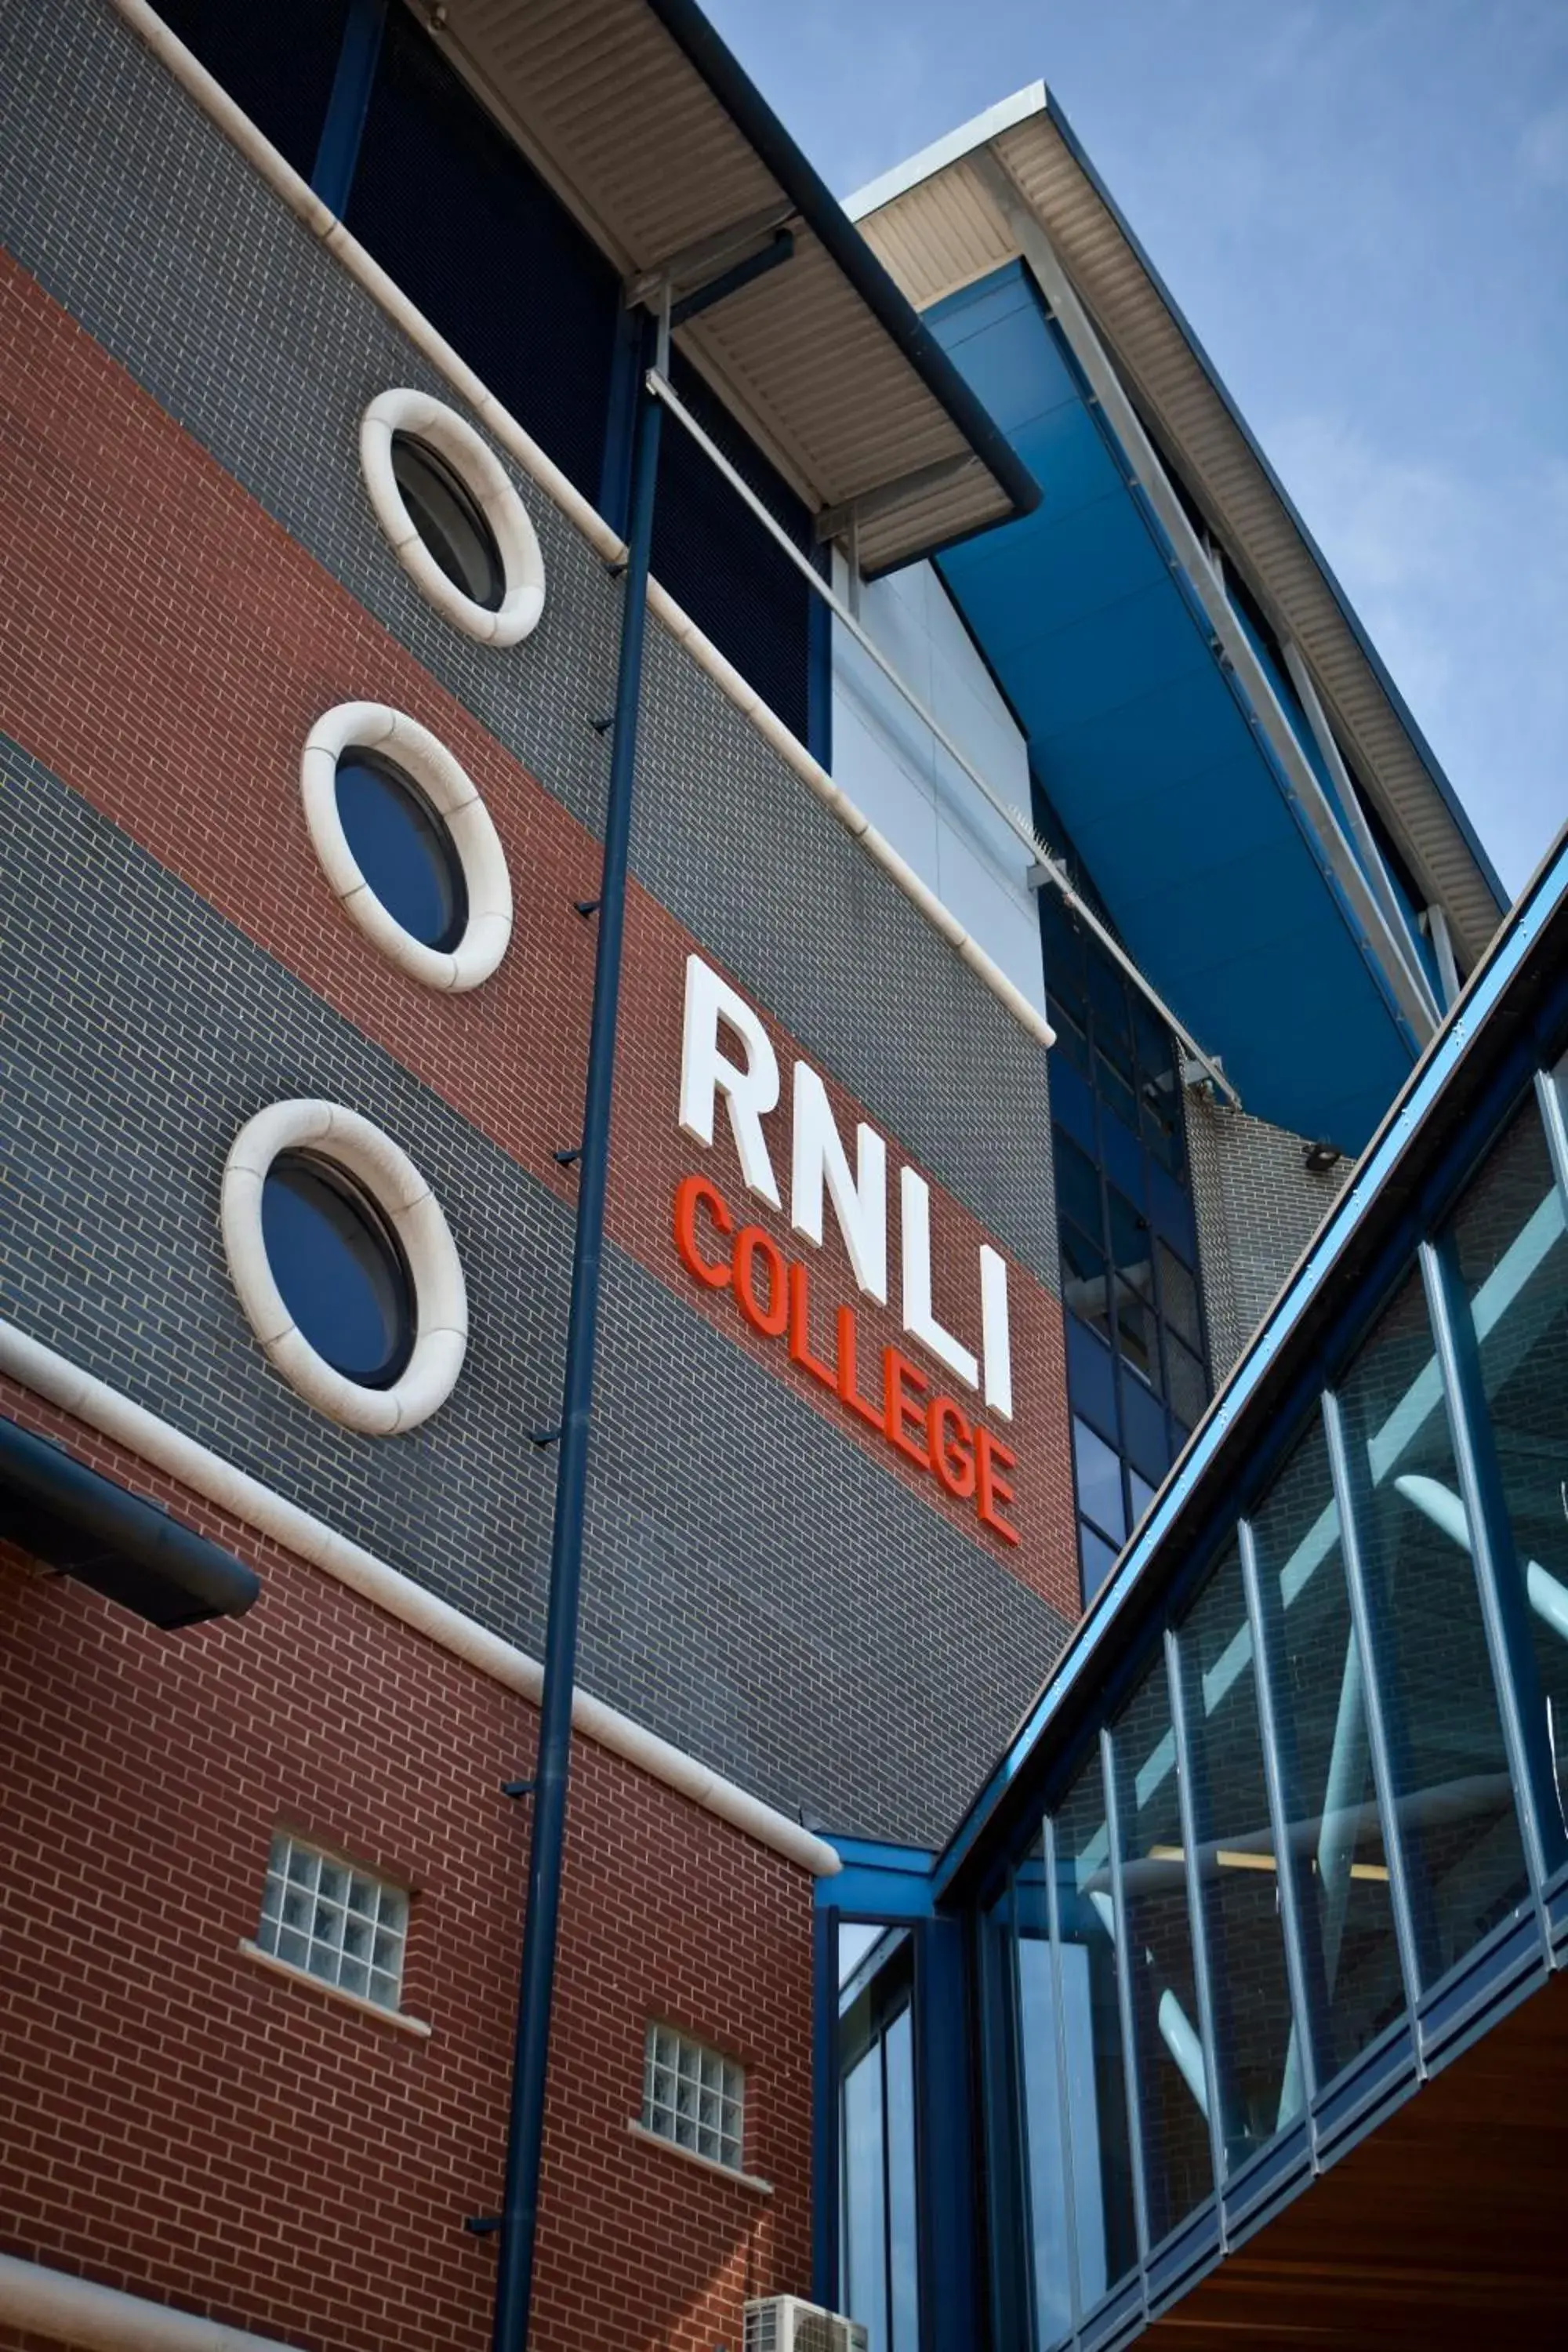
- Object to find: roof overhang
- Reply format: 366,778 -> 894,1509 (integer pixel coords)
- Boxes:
415,0 -> 1040,573
1,1416 -> 261,1629
846,86 -> 1507,965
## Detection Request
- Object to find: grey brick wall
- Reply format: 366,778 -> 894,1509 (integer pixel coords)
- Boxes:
1188,1098 -> 1352,1379
0,735 -> 1069,1842
0,0 -> 1058,1290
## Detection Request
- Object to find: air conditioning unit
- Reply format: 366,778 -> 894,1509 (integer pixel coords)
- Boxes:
744,2295 -> 869,2352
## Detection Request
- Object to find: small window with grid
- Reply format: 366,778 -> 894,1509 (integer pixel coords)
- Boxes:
642,2022 -> 745,2171
256,1831 -> 409,2011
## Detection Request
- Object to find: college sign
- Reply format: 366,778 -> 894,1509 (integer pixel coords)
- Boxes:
671,955 -> 1019,1544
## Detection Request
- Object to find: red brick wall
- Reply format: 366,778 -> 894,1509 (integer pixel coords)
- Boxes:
0,249 -> 1077,1617
0,1379 -> 813,2352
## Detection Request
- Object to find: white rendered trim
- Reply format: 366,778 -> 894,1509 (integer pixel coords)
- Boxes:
221,1100 -> 467,1434
359,387 -> 546,645
0,1317 -> 841,1878
104,0 -> 1051,1060
842,82 -> 1047,221
625,2117 -> 774,2197
235,1938 -> 433,2037
0,2253 -> 307,2352
300,701 -> 513,991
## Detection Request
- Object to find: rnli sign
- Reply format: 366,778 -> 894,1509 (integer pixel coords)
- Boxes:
671,954 -> 1019,1544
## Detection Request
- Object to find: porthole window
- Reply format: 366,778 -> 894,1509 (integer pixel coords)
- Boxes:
300,702 -> 511,991
261,1152 -> 415,1389
390,434 -> 505,613
360,388 -> 545,645
223,1101 -> 466,1435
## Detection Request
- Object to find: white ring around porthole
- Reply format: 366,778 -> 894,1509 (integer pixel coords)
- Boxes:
360,388 -> 546,645
222,1100 -> 468,1436
301,702 -> 513,992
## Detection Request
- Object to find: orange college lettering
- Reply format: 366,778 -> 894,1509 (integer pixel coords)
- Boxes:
672,1174 -> 1019,1545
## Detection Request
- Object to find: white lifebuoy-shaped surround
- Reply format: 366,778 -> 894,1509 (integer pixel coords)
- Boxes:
359,388 -> 546,645
222,1100 -> 467,1436
301,702 -> 512,991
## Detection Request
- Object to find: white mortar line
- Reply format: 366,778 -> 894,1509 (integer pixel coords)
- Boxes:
106,0 -> 1054,1057
0,2254 -> 307,2352
0,1317 -> 840,1878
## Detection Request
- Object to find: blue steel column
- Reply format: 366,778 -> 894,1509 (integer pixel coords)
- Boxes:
1418,1237 -> 1559,1928
490,346 -> 662,2352
1236,1519 -> 1322,2151
1320,1389 -> 1428,2059
1163,1626 -> 1227,2230
310,0 -> 387,216
811,1904 -> 841,2310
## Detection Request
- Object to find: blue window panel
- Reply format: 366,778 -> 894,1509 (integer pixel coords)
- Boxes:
1049,1057 -> 1096,1158
1120,1368 -> 1169,1486
948,486 -> 1167,659
1074,1417 -> 1127,1546
1098,1110 -> 1145,1212
925,260 -> 1421,1153
1149,1160 -> 1197,1267
1066,1319 -> 1119,1446
1016,1851 -> 1073,2348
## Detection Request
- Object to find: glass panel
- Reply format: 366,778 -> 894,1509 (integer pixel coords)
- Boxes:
1450,1098 -> 1568,1860
1096,1053 -> 1139,1137
1128,1468 -> 1157,1532
1054,1131 -> 1104,1249
334,753 -> 468,951
1088,953 -> 1132,1077
1080,1523 -> 1119,1605
1061,1221 -> 1113,1348
1054,1756 -> 1138,2307
843,2042 -> 887,2350
390,430 -> 504,610
1114,1279 -> 1161,1396
1016,1841 -> 1071,2349
1178,1544 -> 1300,2170
1337,1271 -> 1530,1986
1074,1418 -> 1127,1544
1111,1659 -> 1213,2245
1250,1421 -> 1403,2085
260,1155 -> 414,1388
885,2006 -> 920,2352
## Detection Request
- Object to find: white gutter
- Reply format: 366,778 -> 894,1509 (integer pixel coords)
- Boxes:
0,2255 -> 303,2352
104,0 -> 1050,1060
0,1317 -> 840,1878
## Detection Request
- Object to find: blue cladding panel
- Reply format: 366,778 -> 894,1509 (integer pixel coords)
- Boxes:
929,264 -> 1414,1152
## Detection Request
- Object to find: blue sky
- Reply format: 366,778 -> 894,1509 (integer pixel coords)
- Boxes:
706,0 -> 1567,894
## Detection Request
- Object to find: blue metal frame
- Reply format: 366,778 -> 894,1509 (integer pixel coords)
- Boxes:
489,337 -> 662,2352
310,0 -> 387,217
937,828 -> 1568,1904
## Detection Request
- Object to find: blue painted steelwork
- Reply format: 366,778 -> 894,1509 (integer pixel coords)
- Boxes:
1037,87 -> 1507,924
901,824 -> 1568,2346
310,0 -> 387,217
811,1904 -> 840,2310
597,303 -> 644,538
818,1836 -> 938,1921
938,822 -> 1568,1906
925,260 -> 1415,1152
489,341 -> 663,2352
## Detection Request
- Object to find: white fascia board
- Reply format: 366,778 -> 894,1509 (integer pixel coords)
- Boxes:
841,82 -> 1047,220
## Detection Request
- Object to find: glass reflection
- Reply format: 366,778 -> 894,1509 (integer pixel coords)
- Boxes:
1015,1842 -> 1071,2347
1250,1421 -> 1403,2085
1110,1663 -> 1213,2246
839,1936 -> 920,2352
1449,1096 -> 1568,1861
1178,1544 -> 1301,2169
1053,1758 -> 1138,2307
1337,1271 -> 1529,1985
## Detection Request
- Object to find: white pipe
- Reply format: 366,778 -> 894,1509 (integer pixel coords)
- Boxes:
1395,1472 -> 1568,1645
1157,1988 -> 1210,2121
103,2 -> 1051,1062
648,364 -> 1240,1109
0,1317 -> 840,1878
0,2254 -> 303,2352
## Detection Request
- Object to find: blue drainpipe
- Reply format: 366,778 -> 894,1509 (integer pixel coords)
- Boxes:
488,328 -> 663,2352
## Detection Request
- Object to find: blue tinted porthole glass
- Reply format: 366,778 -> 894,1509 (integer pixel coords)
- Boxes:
390,431 -> 505,611
260,1152 -> 415,1388
334,751 -> 469,952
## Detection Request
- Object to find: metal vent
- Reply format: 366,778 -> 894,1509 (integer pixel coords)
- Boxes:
744,2296 -> 869,2352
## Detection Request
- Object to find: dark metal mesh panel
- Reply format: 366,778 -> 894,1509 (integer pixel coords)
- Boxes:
345,3 -> 619,503
154,0 -> 352,182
